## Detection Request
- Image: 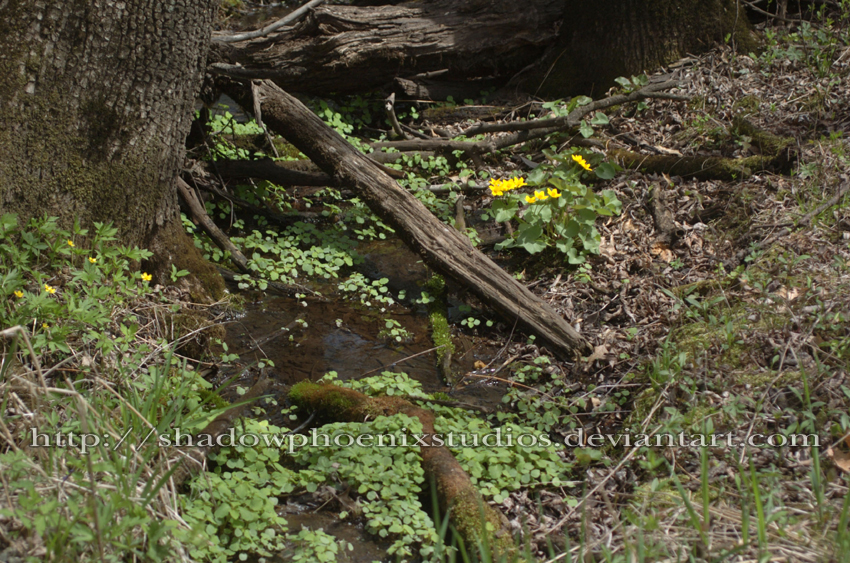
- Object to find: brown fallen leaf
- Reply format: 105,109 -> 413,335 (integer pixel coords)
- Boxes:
473,360 -> 487,370
827,447 -> 850,473
585,344 -> 608,365
651,241 -> 674,263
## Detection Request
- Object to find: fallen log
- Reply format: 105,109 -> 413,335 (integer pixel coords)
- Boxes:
612,117 -> 796,181
287,381 -> 515,556
210,0 -> 562,96
249,79 -> 590,358
213,158 -> 333,187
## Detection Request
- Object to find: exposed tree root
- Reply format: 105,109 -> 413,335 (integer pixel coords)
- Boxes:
287,381 -> 516,557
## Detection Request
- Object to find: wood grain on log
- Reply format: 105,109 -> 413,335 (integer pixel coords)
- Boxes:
211,0 -> 562,95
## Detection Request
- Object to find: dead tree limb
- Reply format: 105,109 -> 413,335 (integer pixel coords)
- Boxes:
212,0 -> 326,44
367,81 -> 682,161
287,381 -> 515,556
177,178 -> 251,273
252,80 -> 590,358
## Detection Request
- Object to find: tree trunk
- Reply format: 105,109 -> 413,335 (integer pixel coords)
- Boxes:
0,0 -> 222,294
212,0 -> 754,98
518,0 -> 757,97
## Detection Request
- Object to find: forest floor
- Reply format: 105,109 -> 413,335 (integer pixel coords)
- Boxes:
1,8 -> 849,563
472,22 -> 850,563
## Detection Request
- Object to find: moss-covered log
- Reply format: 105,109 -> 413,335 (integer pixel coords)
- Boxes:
611,149 -> 771,181
287,381 -> 515,556
424,275 -> 455,383
611,120 -> 795,181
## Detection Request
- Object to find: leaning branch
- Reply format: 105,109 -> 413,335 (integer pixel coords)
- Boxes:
249,79 -> 590,357
177,178 -> 250,273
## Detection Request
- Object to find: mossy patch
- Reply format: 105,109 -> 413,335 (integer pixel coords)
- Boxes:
424,274 -> 455,383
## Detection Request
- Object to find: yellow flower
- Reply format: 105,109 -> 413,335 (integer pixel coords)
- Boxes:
66,240 -> 75,247
88,257 -> 97,264
489,176 -> 527,197
44,284 -> 56,294
525,195 -> 537,204
141,272 -> 152,282
534,190 -> 548,201
572,154 -> 592,171
42,323 -> 49,329
547,188 -> 562,199
13,290 -> 24,298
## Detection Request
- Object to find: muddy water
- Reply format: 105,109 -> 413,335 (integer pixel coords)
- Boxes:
226,239 -> 505,398
222,240 -> 506,560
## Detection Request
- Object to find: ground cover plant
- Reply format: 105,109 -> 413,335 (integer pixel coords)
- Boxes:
2,2 -> 850,562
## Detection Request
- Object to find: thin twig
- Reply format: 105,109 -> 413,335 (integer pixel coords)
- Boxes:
212,0 -> 326,43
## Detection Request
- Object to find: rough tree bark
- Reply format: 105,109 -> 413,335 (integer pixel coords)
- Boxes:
519,0 -> 757,97
211,0 -> 754,98
0,0 -> 222,295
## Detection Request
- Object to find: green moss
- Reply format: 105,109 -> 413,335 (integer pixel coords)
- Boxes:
288,382 -> 365,421
424,275 -> 455,382
448,489 -> 516,559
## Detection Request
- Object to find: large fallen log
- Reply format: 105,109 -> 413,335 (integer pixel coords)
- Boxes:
248,79 -> 591,358
287,381 -> 515,556
209,0 -> 562,96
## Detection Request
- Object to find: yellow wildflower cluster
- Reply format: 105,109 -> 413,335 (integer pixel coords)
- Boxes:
88,257 -> 97,264
572,154 -> 592,171
489,177 -> 527,197
43,284 -> 56,294
525,188 -> 562,204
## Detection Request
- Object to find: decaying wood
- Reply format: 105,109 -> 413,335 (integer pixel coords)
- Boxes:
177,178 -> 251,274
212,0 -> 326,44
210,0 -> 563,95
287,381 -> 515,556
251,79 -> 590,358
394,77 -> 498,102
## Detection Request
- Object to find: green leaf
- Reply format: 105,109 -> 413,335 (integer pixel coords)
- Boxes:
595,162 -> 619,180
579,120 -> 594,138
491,199 -> 518,223
590,112 -> 609,126
516,223 -> 546,254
